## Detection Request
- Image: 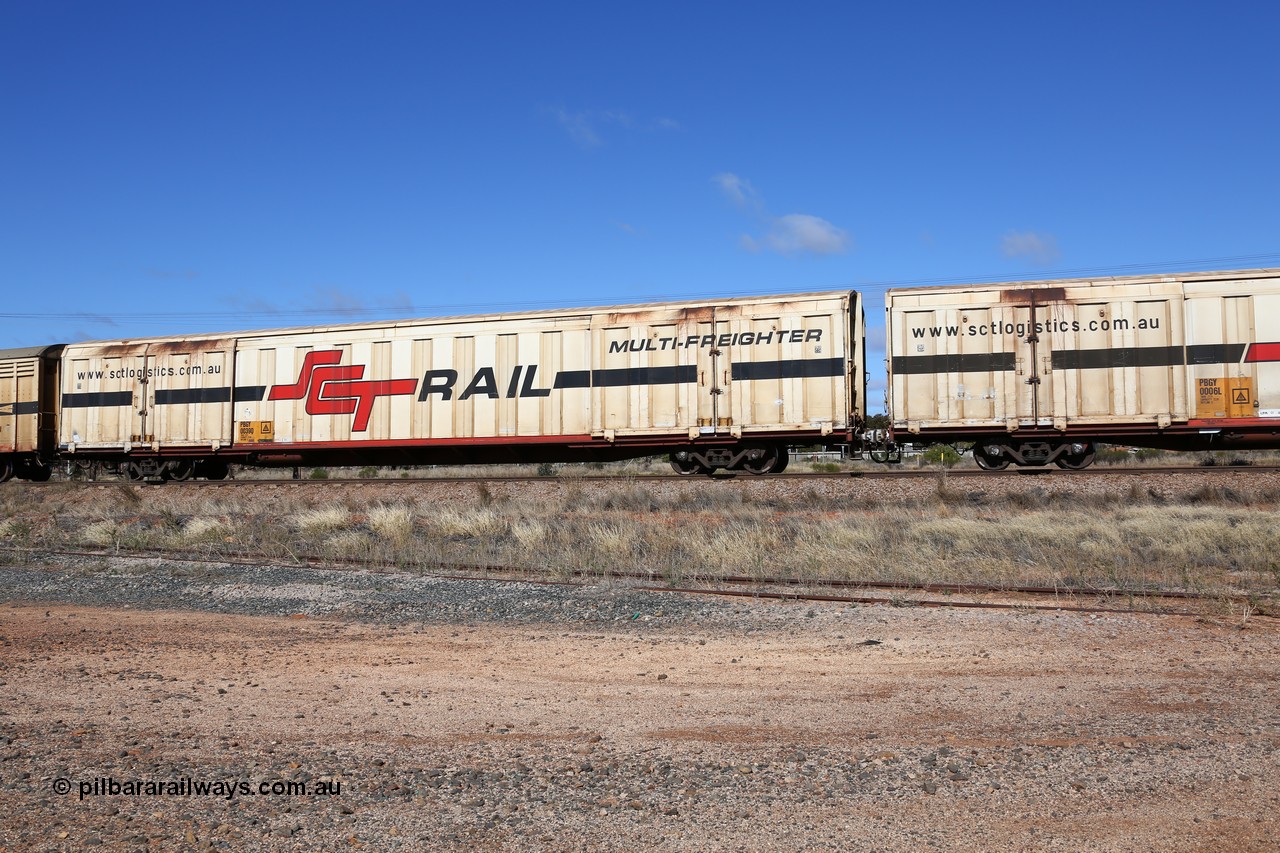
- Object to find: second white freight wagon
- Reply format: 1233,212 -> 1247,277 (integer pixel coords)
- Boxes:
57,291 -> 865,478
886,268 -> 1280,468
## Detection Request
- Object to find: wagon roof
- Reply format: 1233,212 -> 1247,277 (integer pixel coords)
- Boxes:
0,344 -> 62,360
58,290 -> 855,349
884,267 -> 1280,298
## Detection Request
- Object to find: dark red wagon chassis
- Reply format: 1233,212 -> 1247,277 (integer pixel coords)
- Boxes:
59,427 -> 852,479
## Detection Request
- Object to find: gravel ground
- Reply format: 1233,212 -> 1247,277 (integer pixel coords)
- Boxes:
1,555 -> 1278,851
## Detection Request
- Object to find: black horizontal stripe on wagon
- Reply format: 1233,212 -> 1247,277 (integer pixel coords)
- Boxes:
61,386 -> 267,408
61,391 -> 135,408
731,357 -> 844,381
891,353 -> 1017,375
552,365 -> 698,390
553,358 -> 843,389
895,344 -> 1267,375
0,401 -> 40,416
1050,346 -> 1183,370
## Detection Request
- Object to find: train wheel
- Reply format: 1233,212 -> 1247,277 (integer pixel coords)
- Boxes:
125,462 -> 146,482
23,463 -> 52,482
973,445 -> 1010,471
0,459 -> 13,483
197,460 -> 229,480
741,444 -> 783,475
70,460 -> 97,481
165,460 -> 195,482
772,449 -> 789,473
1055,443 -> 1097,470
669,455 -> 708,476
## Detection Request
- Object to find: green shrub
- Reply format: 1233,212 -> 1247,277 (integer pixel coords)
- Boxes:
922,445 -> 962,467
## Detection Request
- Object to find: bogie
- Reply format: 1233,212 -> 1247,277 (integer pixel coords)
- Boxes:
670,443 -> 790,476
970,441 -> 1097,471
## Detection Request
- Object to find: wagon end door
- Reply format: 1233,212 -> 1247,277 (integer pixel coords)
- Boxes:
1002,289 -> 1059,427
149,345 -> 234,447
134,347 -> 156,444
691,310 -> 733,434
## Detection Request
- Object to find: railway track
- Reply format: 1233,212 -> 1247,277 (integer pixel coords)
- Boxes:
6,545 -> 1274,619
16,463 -> 1280,487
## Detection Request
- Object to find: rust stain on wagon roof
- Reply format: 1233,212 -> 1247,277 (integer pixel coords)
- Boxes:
606,301 -> 796,326
79,338 -> 236,358
604,308 -> 682,325
605,305 -> 722,325
1001,286 -> 1067,304
87,343 -> 144,357
147,338 -> 235,355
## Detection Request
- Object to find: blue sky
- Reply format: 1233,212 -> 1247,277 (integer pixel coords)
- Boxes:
3,2 -> 1278,408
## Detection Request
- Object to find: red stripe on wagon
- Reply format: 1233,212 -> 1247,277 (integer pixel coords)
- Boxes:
1244,342 -> 1280,363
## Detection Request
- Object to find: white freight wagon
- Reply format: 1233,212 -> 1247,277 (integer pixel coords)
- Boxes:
57,292 -> 864,478
0,346 -> 58,481
885,268 -> 1280,468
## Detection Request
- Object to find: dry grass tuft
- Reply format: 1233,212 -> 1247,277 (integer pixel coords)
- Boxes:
511,519 -> 548,549
324,529 -> 373,560
82,520 -> 124,549
180,517 -> 230,545
293,506 -> 351,534
428,507 -> 506,539
368,504 -> 414,544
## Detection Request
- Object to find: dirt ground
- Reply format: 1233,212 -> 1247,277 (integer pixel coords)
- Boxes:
2,591 -> 1278,851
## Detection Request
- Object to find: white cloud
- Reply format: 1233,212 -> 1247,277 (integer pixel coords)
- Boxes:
555,109 -> 602,149
598,110 -> 634,128
713,172 -> 758,209
714,173 -> 851,257
553,108 -> 680,149
1001,230 -> 1061,265
764,214 -> 851,256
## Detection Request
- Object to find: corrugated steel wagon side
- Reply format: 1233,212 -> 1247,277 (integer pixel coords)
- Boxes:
54,292 -> 864,479
0,345 -> 60,481
885,268 -> 1280,468
58,336 -> 240,480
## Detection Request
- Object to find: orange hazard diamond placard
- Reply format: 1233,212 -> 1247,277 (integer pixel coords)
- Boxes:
237,420 -> 275,443
1228,379 -> 1254,418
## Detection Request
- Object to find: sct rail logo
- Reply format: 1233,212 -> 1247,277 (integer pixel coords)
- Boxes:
268,351 -> 417,432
